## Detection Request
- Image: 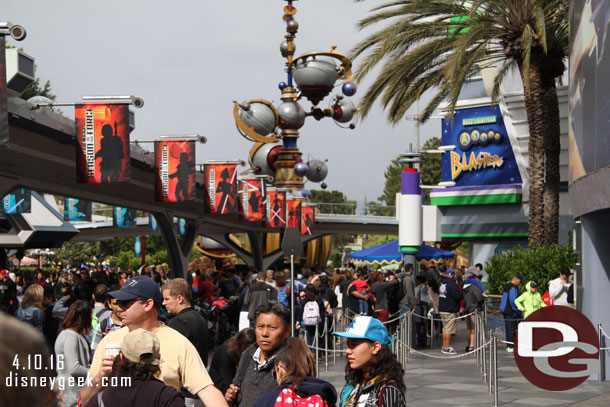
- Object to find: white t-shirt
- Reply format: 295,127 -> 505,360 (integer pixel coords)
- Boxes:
548,277 -> 571,306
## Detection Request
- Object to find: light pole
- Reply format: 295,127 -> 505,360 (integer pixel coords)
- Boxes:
232,0 -> 359,190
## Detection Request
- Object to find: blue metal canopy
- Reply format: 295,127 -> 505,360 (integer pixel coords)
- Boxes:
350,240 -> 455,265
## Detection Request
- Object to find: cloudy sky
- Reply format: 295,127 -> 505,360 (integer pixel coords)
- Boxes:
4,0 -> 438,203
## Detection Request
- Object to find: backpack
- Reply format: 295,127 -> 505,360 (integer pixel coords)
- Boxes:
302,300 -> 321,326
542,290 -> 554,306
275,286 -> 290,307
274,387 -> 327,407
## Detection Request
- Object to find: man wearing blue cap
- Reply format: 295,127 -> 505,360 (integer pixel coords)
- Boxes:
499,273 -> 522,352
439,268 -> 463,354
333,316 -> 406,407
80,276 -> 229,407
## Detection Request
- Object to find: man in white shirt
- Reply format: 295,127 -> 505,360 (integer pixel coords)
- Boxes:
548,269 -> 572,306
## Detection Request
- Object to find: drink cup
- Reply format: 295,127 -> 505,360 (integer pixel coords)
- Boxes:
105,343 -> 122,357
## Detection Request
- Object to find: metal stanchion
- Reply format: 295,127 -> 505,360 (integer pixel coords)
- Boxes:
407,312 -> 412,363
482,320 -> 487,383
332,313 -> 337,366
475,312 -> 480,367
488,331 -> 493,393
430,313 -> 435,349
324,317 -> 329,372
315,324 -> 319,377
493,336 -> 498,407
599,323 -> 606,382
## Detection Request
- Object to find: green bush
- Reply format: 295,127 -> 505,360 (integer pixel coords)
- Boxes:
486,244 -> 577,294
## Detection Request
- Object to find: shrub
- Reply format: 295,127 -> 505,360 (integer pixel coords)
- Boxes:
486,244 -> 577,294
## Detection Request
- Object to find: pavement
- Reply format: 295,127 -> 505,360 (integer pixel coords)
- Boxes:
316,322 -> 610,406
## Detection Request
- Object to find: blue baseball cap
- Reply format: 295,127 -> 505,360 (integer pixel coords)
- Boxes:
108,276 -> 163,304
333,316 -> 390,345
446,268 -> 455,276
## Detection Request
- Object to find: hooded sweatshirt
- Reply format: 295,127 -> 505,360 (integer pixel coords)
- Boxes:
515,281 -> 546,319
253,377 -> 337,407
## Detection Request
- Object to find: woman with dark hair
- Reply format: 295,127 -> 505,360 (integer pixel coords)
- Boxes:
253,337 -> 337,407
86,328 -> 184,407
55,300 -> 93,407
301,284 -> 325,354
369,270 -> 399,325
334,316 -> 406,407
208,328 -> 257,394
225,302 -> 291,407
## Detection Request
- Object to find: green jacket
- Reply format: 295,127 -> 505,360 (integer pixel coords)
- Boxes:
515,281 -> 546,319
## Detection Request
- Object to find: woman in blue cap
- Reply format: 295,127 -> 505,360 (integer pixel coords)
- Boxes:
333,316 -> 406,406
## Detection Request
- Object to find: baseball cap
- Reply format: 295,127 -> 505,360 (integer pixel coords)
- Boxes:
514,273 -> 523,281
121,328 -> 160,365
333,316 -> 390,346
0,269 -> 8,278
108,276 -> 163,304
445,268 -> 455,276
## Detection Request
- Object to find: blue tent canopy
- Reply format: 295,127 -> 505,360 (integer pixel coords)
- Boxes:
350,240 -> 455,265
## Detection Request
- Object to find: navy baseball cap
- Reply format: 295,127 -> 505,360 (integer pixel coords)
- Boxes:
333,316 -> 390,346
108,276 -> 163,304
446,268 -> 455,276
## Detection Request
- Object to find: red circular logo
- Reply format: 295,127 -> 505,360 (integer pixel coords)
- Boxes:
514,306 -> 599,391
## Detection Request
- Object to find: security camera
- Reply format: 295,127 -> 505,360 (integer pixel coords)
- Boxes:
9,24 -> 26,41
131,97 -> 144,108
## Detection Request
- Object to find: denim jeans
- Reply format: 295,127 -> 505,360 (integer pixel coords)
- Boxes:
504,315 -> 517,348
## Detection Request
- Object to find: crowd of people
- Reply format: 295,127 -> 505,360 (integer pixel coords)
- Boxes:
0,256 -> 576,407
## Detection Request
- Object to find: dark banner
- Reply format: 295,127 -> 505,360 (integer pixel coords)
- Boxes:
301,204 -> 315,235
0,37 -> 8,147
64,197 -> 92,221
286,197 -> 302,230
2,189 -> 31,214
238,178 -> 265,222
154,140 -> 195,202
204,163 -> 237,214
75,103 -> 130,183
113,206 -> 136,228
264,189 -> 286,228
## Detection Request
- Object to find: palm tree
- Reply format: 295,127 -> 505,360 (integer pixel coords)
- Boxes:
351,0 -> 568,247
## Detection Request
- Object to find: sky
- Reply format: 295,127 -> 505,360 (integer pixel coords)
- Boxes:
3,0 -> 439,203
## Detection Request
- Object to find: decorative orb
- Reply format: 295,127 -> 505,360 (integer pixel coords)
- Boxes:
278,82 -> 287,90
294,161 -> 309,177
287,19 -> 299,34
293,54 -> 338,105
239,101 -> 277,136
250,143 -> 282,176
277,101 -> 306,129
342,82 -> 357,97
280,41 -> 295,57
321,182 -> 328,190
349,123 -> 356,130
332,97 -> 357,123
306,159 -> 328,183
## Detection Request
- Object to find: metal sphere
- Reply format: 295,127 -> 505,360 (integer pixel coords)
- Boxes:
342,82 -> 357,97
294,161 -> 309,177
277,101 -> 306,129
278,82 -> 287,91
306,158 -> 328,183
280,41 -> 294,57
287,19 -> 299,34
333,97 -> 357,123
293,54 -> 338,105
251,143 -> 282,176
321,182 -> 328,190
239,101 -> 277,135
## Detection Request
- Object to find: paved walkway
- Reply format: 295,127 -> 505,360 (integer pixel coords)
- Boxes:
317,324 -> 610,406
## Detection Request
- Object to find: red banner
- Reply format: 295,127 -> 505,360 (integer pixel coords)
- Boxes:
204,163 -> 237,214
286,197 -> 302,230
154,140 -> 195,202
264,189 -> 286,228
75,103 -> 130,183
301,204 -> 315,235
238,178 -> 265,221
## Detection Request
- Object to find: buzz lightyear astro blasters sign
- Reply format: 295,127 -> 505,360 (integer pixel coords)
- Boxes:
441,105 -> 522,186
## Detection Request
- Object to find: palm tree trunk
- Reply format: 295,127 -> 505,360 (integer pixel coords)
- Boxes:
519,60 -> 550,248
542,85 -> 561,246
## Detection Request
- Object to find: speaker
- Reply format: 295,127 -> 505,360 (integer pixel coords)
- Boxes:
5,48 -> 35,97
